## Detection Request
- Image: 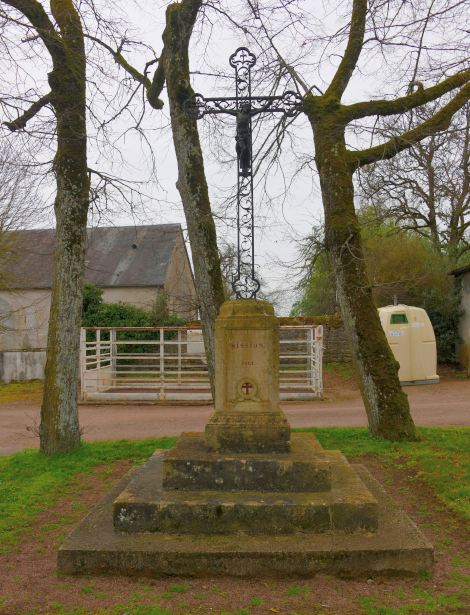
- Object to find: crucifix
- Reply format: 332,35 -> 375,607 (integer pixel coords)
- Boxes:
183,47 -> 303,300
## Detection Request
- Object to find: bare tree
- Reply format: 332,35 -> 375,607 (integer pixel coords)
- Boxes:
358,102 -> 470,261
198,0 -> 470,440
299,1 -> 470,441
0,0 -> 150,453
91,0 -> 225,398
0,0 -> 91,454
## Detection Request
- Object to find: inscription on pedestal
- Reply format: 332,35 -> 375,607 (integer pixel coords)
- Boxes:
226,329 -> 269,409
205,299 -> 291,453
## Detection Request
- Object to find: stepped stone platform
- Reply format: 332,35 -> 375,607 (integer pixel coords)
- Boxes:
113,434 -> 377,535
58,455 -> 433,577
162,431 -> 331,492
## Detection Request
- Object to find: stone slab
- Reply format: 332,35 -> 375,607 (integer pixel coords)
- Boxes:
205,410 -> 291,454
163,432 -> 331,492
58,463 -> 434,577
113,448 -> 377,535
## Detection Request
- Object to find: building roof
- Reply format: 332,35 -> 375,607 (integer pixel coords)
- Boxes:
449,264 -> 470,276
7,225 -> 183,289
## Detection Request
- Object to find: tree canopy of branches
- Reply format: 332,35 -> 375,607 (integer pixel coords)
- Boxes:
4,0 -> 470,445
358,102 -> 470,261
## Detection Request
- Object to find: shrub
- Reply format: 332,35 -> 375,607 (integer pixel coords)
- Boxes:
419,282 -> 464,363
81,283 -> 188,354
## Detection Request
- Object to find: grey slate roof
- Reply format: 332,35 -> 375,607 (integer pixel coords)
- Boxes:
7,225 -> 182,289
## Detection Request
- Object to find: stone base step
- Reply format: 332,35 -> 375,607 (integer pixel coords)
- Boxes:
113,448 -> 378,535
163,432 -> 331,492
205,409 -> 291,454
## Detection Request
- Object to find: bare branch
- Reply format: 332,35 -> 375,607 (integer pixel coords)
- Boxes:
344,69 -> 470,122
325,0 -> 367,100
84,33 -> 164,111
349,80 -> 470,168
3,93 -> 51,131
1,0 -> 65,61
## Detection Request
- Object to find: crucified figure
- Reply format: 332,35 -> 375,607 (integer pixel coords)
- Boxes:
234,102 -> 277,178
235,104 -> 253,178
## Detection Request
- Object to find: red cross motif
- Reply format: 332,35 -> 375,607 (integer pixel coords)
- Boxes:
242,382 -> 253,395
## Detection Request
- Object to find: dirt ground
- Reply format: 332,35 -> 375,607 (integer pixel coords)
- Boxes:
1,451 -> 470,614
0,364 -> 468,456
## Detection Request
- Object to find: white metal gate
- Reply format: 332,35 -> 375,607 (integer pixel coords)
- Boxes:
80,325 -> 323,401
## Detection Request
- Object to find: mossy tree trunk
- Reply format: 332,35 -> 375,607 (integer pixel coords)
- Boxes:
3,0 -> 89,454
310,114 -> 418,440
302,0 -> 470,440
41,0 -> 89,455
98,0 -> 225,399
161,0 -> 225,399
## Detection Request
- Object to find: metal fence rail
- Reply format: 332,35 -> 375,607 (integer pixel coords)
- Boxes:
80,325 -> 323,401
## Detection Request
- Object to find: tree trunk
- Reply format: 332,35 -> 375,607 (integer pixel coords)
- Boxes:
89,0 -> 225,399
309,111 -> 420,441
39,1 -> 89,454
162,0 -> 225,399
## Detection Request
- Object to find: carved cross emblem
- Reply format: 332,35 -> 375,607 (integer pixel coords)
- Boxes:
237,378 -> 260,402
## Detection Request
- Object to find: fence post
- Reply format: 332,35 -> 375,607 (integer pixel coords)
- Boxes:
111,329 -> 116,388
178,329 -> 182,386
308,327 -> 313,391
96,329 -> 101,391
316,326 -> 323,399
159,327 -> 165,400
80,328 -> 86,400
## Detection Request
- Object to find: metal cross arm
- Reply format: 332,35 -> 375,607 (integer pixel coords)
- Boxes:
183,47 -> 304,301
183,91 -> 303,120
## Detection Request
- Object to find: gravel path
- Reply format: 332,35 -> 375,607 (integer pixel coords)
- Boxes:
1,377 -> 469,455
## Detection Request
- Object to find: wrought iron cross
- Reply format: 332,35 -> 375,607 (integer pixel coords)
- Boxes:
183,47 -> 303,300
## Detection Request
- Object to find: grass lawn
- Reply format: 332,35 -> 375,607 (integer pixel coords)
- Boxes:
1,428 -> 470,614
0,380 -> 44,404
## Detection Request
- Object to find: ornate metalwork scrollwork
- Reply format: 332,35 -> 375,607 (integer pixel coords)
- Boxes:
183,93 -> 303,119
183,47 -> 304,300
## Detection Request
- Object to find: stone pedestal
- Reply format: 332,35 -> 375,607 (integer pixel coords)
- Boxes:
113,433 -> 378,535
112,300 -> 379,535
205,299 -> 290,453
